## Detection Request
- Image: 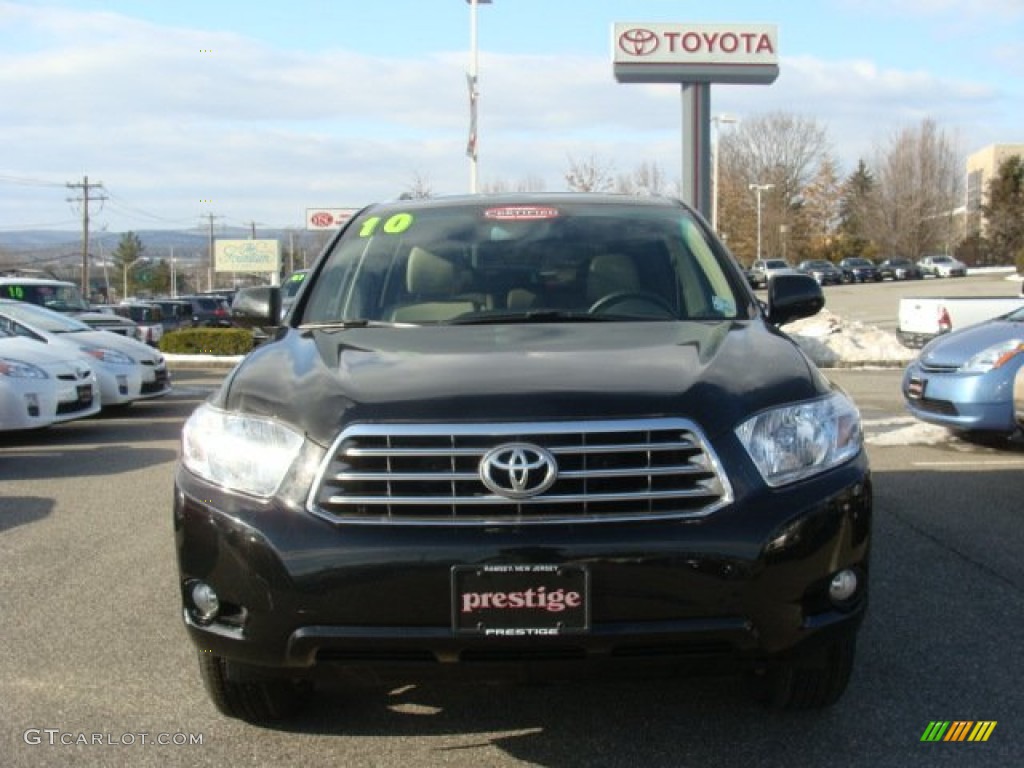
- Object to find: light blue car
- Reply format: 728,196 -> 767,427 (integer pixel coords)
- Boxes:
902,306 -> 1024,436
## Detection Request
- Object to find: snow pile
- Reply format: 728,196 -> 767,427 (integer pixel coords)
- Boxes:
783,309 -> 917,368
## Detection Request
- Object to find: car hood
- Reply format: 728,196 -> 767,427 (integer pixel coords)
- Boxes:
42,328 -> 164,364
219,321 -> 828,445
920,317 -> 1024,366
0,335 -> 92,369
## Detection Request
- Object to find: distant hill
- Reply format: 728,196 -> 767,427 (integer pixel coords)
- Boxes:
0,227 -> 330,279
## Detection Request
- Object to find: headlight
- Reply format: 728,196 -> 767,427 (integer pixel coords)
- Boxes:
736,392 -> 862,487
959,339 -> 1024,373
81,346 -> 134,365
0,357 -> 48,379
181,402 -> 305,498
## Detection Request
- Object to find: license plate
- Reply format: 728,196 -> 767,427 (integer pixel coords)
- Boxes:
907,377 -> 926,399
452,564 -> 589,636
76,384 -> 93,405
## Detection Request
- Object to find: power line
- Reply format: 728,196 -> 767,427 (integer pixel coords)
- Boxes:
0,173 -> 66,188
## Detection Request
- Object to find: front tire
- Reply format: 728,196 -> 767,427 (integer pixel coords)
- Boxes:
749,635 -> 857,710
197,651 -> 310,723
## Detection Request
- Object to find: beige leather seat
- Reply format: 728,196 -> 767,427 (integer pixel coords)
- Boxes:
586,253 -> 640,305
389,246 -> 478,322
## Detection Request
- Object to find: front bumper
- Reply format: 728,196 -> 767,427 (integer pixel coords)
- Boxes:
902,365 -> 1016,432
95,363 -> 171,405
174,456 -> 871,677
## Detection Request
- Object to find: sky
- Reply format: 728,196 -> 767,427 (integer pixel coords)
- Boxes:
1,0 -> 1022,235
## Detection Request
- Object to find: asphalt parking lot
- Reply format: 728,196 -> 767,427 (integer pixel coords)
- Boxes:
1,276 -> 1022,767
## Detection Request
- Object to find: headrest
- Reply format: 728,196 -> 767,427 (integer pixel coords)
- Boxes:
587,253 -> 639,301
407,246 -> 456,294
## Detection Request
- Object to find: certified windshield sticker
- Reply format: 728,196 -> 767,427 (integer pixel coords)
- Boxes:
483,206 -> 560,221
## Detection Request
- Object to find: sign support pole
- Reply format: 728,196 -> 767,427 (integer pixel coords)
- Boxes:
680,84 -> 711,218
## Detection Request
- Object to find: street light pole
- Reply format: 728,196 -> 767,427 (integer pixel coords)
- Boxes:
711,114 -> 737,233
748,183 -> 774,260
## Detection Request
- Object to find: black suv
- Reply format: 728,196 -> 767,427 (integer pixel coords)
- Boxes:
175,194 -> 871,722
174,295 -> 232,327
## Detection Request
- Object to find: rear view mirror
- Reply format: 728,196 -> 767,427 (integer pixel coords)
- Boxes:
231,286 -> 281,328
767,273 -> 824,326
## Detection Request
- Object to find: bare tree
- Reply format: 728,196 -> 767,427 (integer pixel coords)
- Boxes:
481,175 -> 547,194
801,155 -> 844,261
718,112 -> 833,263
615,162 -> 667,196
864,119 -> 963,260
564,155 -> 615,192
400,171 -> 434,200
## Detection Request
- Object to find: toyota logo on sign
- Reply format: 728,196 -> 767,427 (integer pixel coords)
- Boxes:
618,28 -> 659,56
479,443 -> 558,499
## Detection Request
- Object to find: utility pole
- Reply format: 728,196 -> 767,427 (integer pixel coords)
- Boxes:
67,175 -> 107,295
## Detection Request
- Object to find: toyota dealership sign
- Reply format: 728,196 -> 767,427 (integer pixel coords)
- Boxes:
613,23 -> 778,84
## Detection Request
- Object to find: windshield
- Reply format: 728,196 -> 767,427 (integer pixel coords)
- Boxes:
2,282 -> 90,311
302,199 -> 747,325
281,271 -> 308,301
0,301 -> 92,333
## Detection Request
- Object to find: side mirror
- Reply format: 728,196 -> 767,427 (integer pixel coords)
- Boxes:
766,272 -> 824,326
231,286 -> 281,328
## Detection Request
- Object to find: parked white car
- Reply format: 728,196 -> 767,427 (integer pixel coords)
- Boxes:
0,299 -> 171,408
1,328 -> 101,431
917,254 -> 967,278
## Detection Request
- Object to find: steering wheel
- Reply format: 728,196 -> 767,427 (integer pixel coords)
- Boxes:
588,291 -> 676,317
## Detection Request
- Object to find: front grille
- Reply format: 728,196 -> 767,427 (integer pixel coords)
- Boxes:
141,369 -> 170,394
913,398 -> 958,416
311,419 -> 732,526
919,362 -> 959,374
56,397 -> 93,415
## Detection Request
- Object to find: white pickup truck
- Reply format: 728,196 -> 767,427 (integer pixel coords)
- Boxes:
898,293 -> 1024,348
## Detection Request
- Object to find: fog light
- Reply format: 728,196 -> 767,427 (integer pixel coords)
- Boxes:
190,582 -> 220,621
829,569 -> 858,603
24,393 -> 40,417
116,375 -> 129,395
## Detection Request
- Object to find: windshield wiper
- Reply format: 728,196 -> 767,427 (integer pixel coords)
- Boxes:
446,310 -> 623,325
297,319 -> 401,330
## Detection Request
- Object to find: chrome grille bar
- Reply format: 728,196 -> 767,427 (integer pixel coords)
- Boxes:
310,418 -> 732,526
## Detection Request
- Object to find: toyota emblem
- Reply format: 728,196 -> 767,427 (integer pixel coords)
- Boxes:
479,443 -> 558,499
618,28 -> 659,57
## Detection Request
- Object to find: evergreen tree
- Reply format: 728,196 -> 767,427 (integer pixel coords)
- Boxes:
981,155 -> 1024,272
111,232 -> 146,299
837,160 -> 876,260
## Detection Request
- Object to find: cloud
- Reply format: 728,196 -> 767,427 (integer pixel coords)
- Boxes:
0,1 -> 1019,230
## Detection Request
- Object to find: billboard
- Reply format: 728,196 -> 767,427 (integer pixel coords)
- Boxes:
305,208 -> 358,230
613,23 -> 779,84
214,239 -> 280,273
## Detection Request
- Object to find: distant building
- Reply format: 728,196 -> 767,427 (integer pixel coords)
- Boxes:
966,143 -> 1024,235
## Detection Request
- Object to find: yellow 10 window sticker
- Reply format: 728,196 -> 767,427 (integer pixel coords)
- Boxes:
359,213 -> 414,238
